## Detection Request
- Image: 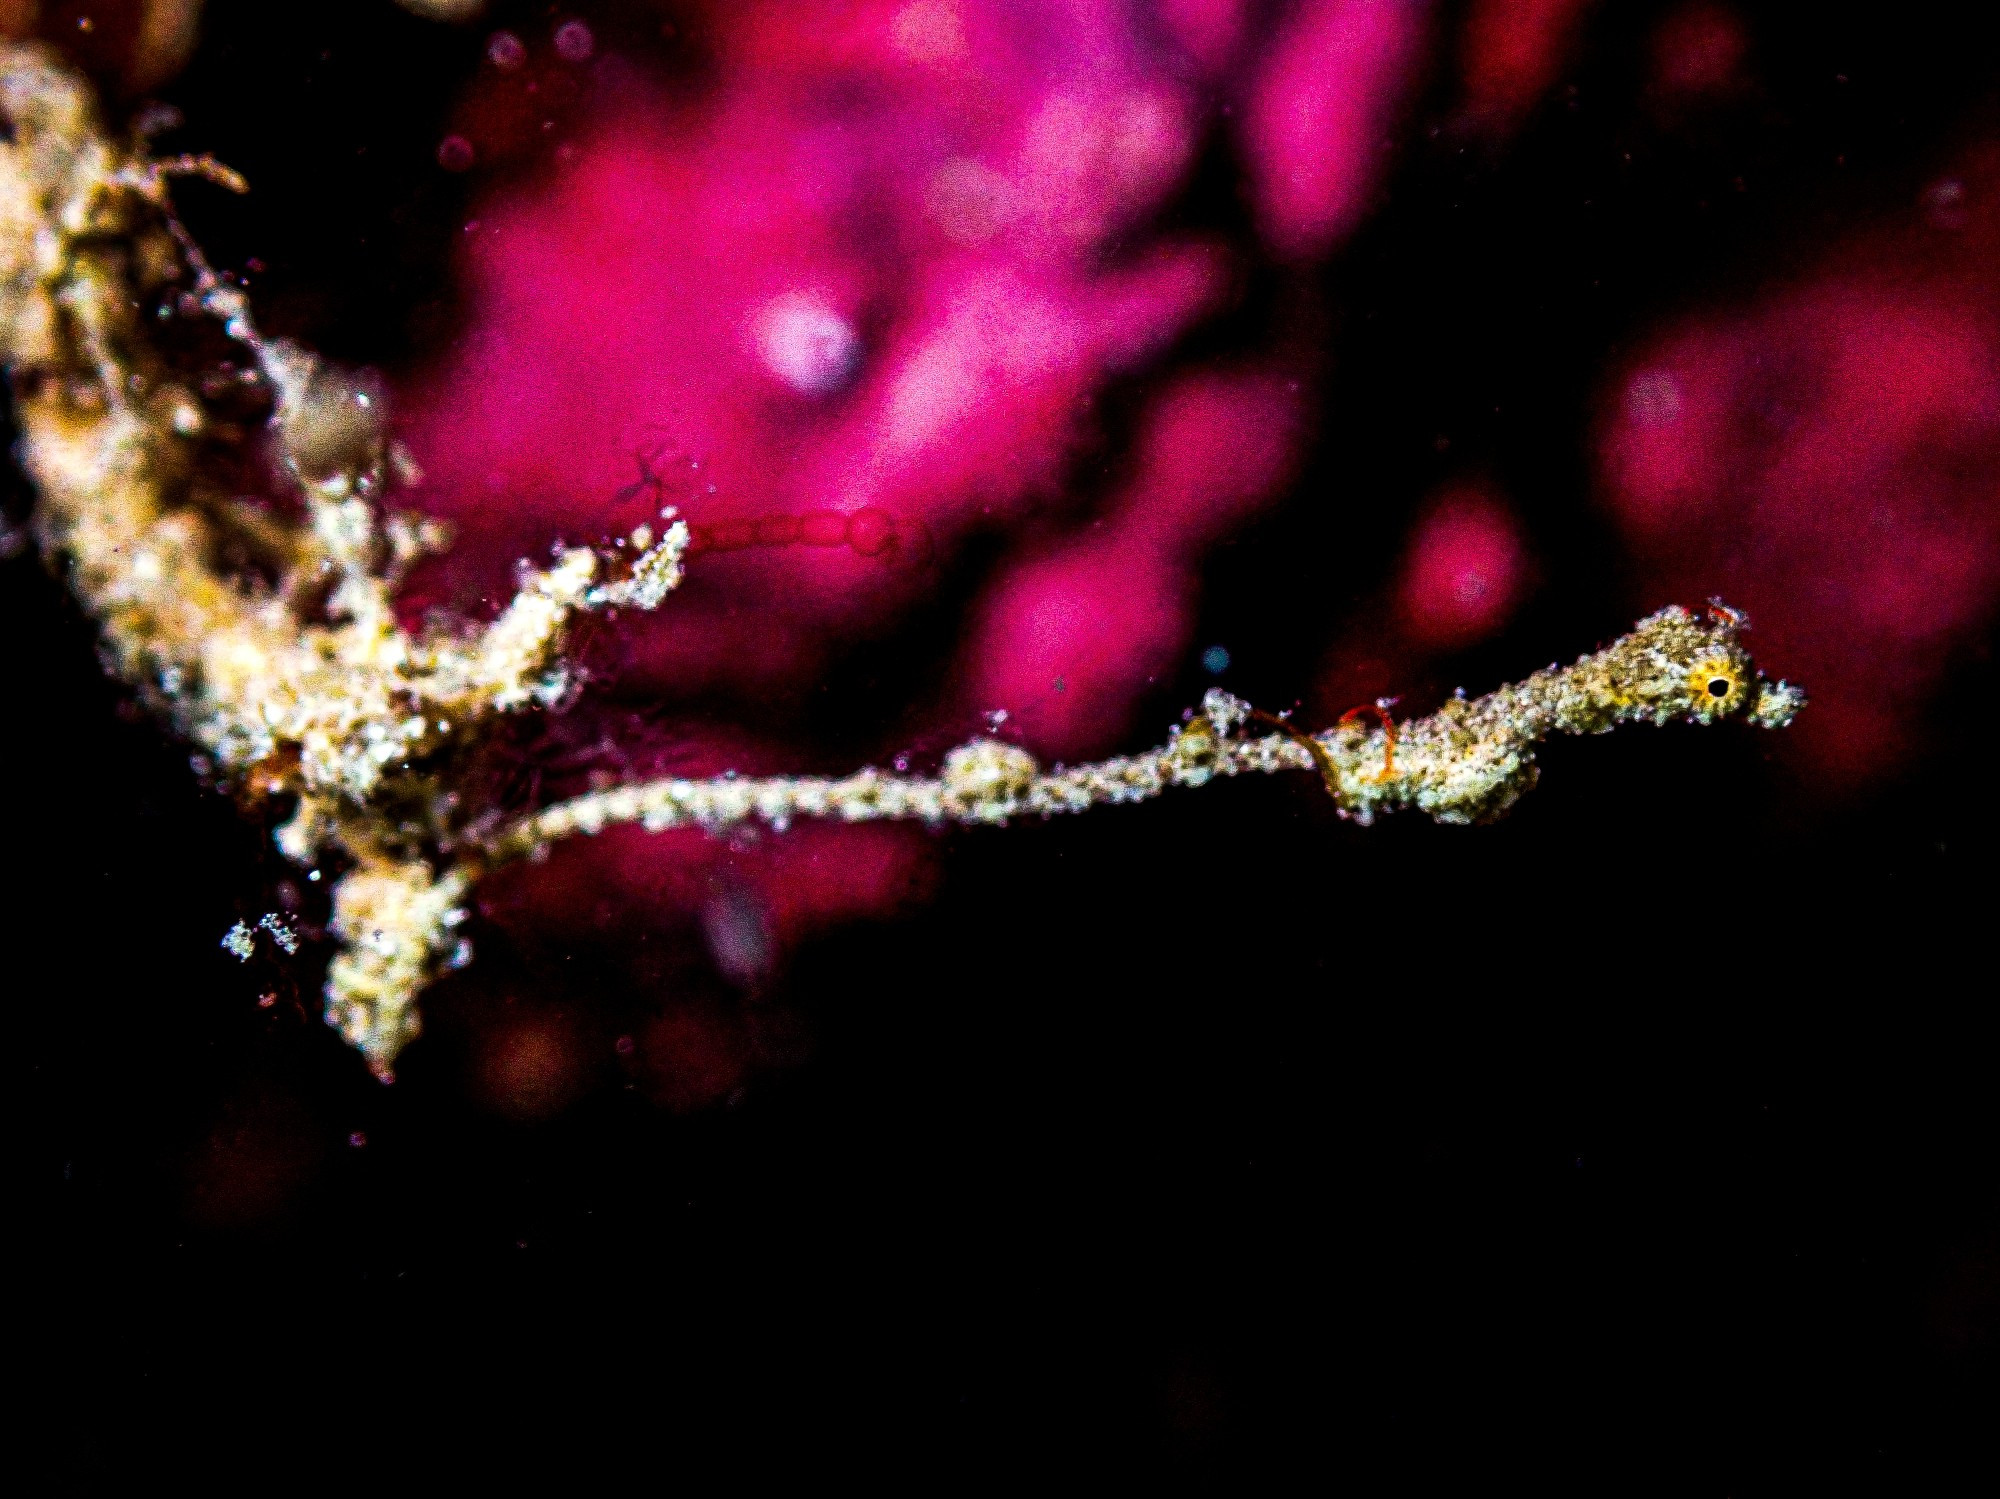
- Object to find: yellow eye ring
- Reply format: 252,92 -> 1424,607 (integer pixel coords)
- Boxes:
1687,656 -> 1747,717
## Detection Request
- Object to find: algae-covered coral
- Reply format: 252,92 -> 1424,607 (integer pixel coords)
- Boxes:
0,41 -> 1800,1079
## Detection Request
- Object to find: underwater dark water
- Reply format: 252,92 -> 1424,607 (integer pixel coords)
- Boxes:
10,1 -> 1998,1485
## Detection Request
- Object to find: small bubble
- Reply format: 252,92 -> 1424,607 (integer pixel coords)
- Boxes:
348,1131 -> 367,1149
437,134 -> 476,172
487,30 -> 526,70
614,1035 -> 636,1056
752,291 -> 861,395
553,19 -> 594,62
1202,645 -> 1231,674
1922,177 -> 1969,231
1626,369 -> 1682,428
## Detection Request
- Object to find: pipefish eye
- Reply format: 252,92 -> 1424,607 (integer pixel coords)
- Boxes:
1686,655 -> 1748,716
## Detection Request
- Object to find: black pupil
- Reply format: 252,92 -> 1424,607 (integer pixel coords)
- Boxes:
1708,677 -> 1731,698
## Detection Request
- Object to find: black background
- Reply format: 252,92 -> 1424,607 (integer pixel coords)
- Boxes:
11,1 -> 1998,1487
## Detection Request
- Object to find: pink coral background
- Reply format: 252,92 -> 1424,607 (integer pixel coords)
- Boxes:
366,1 -> 1999,1109
11,15 -> 2000,1461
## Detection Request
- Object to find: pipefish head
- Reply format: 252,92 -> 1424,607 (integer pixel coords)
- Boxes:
1626,603 -> 1806,729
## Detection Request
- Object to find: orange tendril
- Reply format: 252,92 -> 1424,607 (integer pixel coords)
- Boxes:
1336,701 -> 1398,782
1247,707 -> 1344,799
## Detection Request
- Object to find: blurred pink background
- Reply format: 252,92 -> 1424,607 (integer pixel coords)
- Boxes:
371,1 -> 1999,1107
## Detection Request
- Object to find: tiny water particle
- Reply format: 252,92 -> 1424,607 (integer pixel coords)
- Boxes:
553,19 -> 594,62
752,291 -> 861,395
349,1132 -> 368,1149
437,135 -> 475,172
1627,368 -> 1682,427
1202,645 -> 1231,674
487,30 -> 526,70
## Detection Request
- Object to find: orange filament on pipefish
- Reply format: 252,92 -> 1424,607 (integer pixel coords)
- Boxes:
1337,700 -> 1398,781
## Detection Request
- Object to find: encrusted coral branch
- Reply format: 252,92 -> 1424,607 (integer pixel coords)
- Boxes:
0,44 -> 1802,1079
0,42 -> 684,1069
